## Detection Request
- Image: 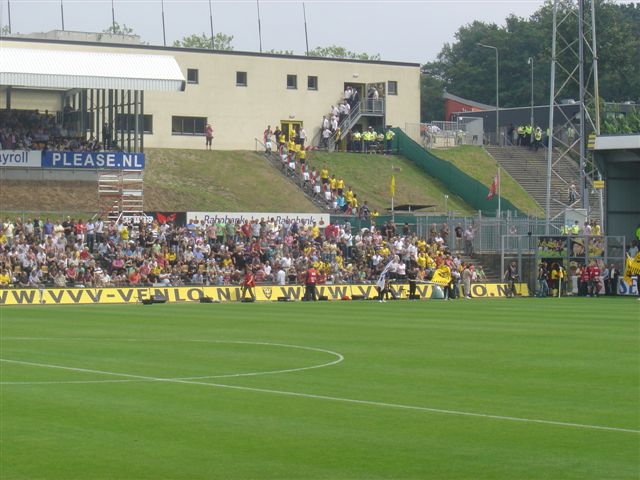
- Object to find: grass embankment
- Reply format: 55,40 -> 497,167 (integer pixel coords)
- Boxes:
142,149 -> 318,212
0,150 -> 320,218
429,145 -> 544,217
306,151 -> 475,215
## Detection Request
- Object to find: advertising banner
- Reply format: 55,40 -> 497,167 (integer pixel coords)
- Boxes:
0,150 -> 42,168
41,151 -> 144,170
188,212 -> 331,227
0,283 -> 530,306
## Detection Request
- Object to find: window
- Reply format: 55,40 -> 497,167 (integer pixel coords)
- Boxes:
172,116 -> 207,136
115,114 -> 153,134
236,71 -> 247,86
287,74 -> 298,90
307,76 -> 318,91
187,69 -> 199,84
388,81 -> 398,95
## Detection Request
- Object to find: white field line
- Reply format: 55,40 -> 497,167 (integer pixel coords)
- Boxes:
0,338 -> 344,383
1,357 -> 638,435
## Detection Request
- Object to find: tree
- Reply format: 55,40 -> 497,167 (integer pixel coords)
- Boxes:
103,22 -> 135,36
420,0 -> 639,120
307,45 -> 380,61
1,25 -> 11,36
173,33 -> 234,51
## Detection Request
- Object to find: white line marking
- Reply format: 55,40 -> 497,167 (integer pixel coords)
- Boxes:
0,338 -> 344,384
1,358 -> 637,434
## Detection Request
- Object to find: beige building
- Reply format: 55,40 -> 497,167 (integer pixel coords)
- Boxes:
1,33 -> 421,151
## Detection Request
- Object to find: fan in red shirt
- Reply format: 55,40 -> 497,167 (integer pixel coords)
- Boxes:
304,265 -> 318,301
240,267 -> 256,301
587,261 -> 601,297
578,264 -> 590,296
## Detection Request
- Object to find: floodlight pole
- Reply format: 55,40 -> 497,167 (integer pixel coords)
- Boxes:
60,0 -> 65,31
208,0 -> 215,50
528,57 -> 534,143
7,0 -> 12,34
111,0 -> 116,33
303,2 -> 309,55
256,0 -> 263,53
161,0 -> 166,46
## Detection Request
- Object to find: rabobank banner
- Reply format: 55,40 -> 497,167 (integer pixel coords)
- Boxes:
0,150 -> 42,168
42,151 -> 145,170
0,151 -> 145,170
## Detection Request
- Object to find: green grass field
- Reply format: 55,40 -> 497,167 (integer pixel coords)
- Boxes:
1,299 -> 638,479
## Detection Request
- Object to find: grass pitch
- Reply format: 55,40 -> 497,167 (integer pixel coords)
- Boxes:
1,298 -> 638,479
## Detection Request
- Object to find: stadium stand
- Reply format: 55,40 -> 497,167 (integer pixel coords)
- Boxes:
0,215 -> 477,298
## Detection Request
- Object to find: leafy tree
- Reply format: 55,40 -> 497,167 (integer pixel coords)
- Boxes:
420,0 -> 639,119
307,45 -> 380,61
103,22 -> 135,36
173,33 -> 234,51
1,25 -> 11,36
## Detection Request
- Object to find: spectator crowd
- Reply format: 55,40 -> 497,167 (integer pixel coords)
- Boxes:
0,108 -> 109,152
0,216 -> 481,300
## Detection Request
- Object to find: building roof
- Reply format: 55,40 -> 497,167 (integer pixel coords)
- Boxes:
443,92 -> 494,110
0,47 -> 186,91
0,36 -> 421,68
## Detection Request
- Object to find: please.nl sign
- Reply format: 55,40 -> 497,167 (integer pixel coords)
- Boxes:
42,151 -> 145,170
0,151 -> 145,170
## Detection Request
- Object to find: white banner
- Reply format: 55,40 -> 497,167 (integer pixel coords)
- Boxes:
188,212 -> 331,227
0,150 -> 42,168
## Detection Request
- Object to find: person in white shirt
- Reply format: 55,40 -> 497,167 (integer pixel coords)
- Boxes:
276,267 -> 286,285
299,128 -> 307,147
322,116 -> 330,130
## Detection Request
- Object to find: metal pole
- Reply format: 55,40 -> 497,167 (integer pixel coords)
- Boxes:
208,0 -> 215,50
578,0 -> 587,211
256,0 -> 263,53
161,0 -> 166,46
7,0 -> 12,34
111,0 -> 116,33
590,0 -> 600,134
529,57 -> 534,143
303,2 -> 309,55
545,0 -> 558,235
60,0 -> 65,30
497,164 -> 501,220
496,47 -> 499,146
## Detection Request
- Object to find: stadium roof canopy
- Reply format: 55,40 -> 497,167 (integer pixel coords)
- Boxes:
0,48 -> 186,92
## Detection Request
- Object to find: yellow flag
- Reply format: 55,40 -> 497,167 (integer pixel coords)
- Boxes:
390,175 -> 395,197
431,265 -> 451,286
623,253 -> 640,284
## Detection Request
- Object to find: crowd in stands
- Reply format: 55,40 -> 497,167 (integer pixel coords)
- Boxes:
0,216 -> 481,299
0,108 -> 107,152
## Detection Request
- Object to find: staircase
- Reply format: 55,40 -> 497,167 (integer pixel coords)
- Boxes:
484,145 -> 600,222
254,139 -> 330,212
98,170 -> 144,221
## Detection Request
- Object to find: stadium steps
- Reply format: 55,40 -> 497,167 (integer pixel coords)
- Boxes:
483,146 -> 601,223
98,170 -> 144,220
254,141 -> 330,211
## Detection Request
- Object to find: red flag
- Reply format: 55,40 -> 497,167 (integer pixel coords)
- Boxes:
487,173 -> 499,200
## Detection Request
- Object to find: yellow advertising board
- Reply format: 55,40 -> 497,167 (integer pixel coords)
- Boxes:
0,283 -> 530,306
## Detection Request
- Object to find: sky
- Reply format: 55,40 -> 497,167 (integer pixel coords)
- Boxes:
0,0 -> 614,64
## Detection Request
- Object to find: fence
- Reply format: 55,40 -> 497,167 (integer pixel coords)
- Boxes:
393,128 -> 523,218
501,234 -> 626,296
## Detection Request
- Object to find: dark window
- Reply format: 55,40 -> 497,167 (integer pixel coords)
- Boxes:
115,114 -> 153,134
172,116 -> 207,136
236,71 -> 247,86
307,76 -> 318,91
187,69 -> 199,84
388,81 -> 398,95
287,74 -> 297,90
